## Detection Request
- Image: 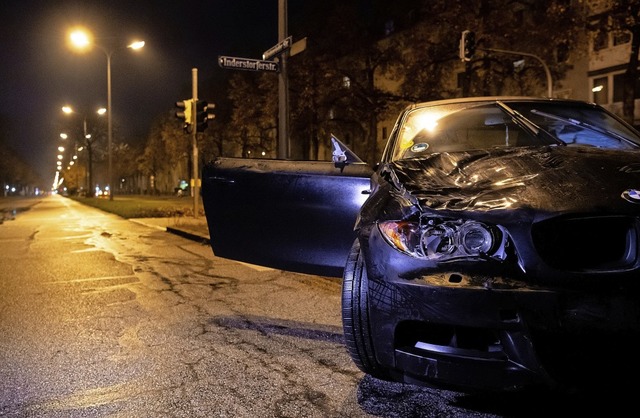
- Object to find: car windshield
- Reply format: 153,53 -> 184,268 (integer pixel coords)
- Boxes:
392,101 -> 640,161
508,101 -> 640,150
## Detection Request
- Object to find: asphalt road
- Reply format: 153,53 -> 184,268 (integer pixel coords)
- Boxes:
0,195 -> 630,417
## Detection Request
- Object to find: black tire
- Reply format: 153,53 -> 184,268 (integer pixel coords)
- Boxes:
341,239 -> 387,378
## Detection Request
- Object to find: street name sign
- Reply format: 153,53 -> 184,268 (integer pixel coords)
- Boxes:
262,36 -> 293,60
218,56 -> 279,72
290,37 -> 307,57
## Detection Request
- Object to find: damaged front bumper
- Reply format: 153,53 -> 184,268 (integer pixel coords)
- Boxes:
362,230 -> 640,393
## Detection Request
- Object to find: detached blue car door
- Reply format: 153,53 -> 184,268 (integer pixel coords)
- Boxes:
201,157 -> 373,277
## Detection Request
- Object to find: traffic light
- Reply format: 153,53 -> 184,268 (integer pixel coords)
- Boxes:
195,100 -> 215,132
175,99 -> 193,133
459,30 -> 476,62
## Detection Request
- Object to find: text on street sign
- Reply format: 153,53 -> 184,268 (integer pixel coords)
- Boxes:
218,56 -> 279,72
262,36 -> 293,60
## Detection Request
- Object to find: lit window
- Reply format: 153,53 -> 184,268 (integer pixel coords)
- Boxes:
592,76 -> 608,104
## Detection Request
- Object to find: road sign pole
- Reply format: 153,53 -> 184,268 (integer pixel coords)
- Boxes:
278,0 -> 289,159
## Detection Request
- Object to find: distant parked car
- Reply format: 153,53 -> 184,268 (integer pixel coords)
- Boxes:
201,97 -> 640,393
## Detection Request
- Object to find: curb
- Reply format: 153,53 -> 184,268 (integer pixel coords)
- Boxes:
166,226 -> 211,245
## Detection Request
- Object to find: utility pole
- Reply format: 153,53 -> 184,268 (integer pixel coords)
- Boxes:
277,0 -> 289,159
191,68 -> 199,218
82,118 -> 94,198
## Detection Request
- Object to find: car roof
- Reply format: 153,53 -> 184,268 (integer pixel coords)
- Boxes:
405,96 -> 596,111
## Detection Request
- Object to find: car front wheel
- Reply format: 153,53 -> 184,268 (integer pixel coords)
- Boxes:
341,239 -> 387,379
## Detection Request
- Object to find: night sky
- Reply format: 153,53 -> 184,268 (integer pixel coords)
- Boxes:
0,0 -> 284,183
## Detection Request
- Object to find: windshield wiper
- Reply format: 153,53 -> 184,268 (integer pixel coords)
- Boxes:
495,101 -> 564,145
529,109 -> 638,147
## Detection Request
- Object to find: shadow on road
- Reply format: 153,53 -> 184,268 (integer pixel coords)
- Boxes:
212,315 -> 344,345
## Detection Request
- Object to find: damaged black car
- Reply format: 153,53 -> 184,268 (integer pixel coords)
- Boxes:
201,97 -> 640,393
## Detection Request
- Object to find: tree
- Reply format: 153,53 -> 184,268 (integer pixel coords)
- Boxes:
139,111 -> 189,194
0,115 -> 45,194
396,0 -> 586,99
112,141 -> 143,194
289,0 -> 407,163
226,72 -> 278,157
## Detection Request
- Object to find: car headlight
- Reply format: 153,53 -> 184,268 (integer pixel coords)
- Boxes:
378,218 -> 506,261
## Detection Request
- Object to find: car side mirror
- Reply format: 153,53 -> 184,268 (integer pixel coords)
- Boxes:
331,134 -> 363,170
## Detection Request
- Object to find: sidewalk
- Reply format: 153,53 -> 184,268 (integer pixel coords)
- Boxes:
1,195 -> 212,244
130,216 -> 211,244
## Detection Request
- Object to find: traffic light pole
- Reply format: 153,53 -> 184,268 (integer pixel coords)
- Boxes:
174,68 -> 214,218
459,31 -> 553,98
191,68 -> 199,218
481,48 -> 553,98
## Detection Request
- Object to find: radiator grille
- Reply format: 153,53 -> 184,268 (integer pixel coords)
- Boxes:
531,216 -> 638,271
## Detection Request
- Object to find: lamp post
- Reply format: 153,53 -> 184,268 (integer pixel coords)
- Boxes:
56,136 -> 65,190
68,29 -> 144,200
56,134 -> 68,190
62,105 -> 106,197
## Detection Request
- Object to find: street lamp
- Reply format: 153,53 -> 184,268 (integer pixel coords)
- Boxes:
62,105 -> 106,197
68,28 -> 145,200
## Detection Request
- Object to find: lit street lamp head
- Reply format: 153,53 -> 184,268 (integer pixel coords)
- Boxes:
61,106 -> 106,118
128,41 -> 145,50
68,27 -> 145,55
68,28 -> 93,52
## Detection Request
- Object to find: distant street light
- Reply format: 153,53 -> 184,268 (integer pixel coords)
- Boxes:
68,28 -> 145,200
62,105 -> 106,197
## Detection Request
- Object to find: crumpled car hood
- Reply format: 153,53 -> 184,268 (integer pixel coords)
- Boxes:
389,146 -> 640,214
